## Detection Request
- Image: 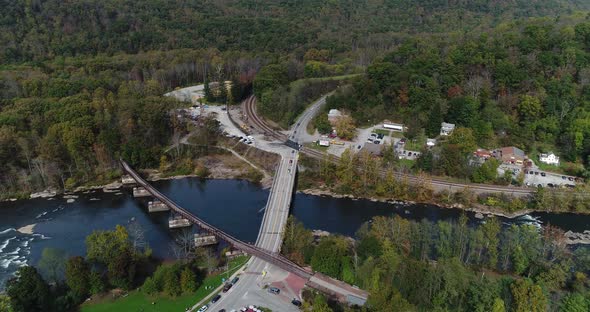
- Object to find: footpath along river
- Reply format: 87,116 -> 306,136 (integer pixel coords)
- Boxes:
0,178 -> 588,288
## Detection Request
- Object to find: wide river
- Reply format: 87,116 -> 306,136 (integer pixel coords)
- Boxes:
0,178 -> 588,287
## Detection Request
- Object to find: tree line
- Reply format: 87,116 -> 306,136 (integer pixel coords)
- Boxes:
3,0 -> 588,64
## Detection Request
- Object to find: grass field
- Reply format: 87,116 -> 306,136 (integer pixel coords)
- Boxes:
81,256 -> 249,312
306,142 -> 329,152
373,129 -> 390,136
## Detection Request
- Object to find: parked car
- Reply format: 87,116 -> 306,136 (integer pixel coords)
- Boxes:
211,294 -> 221,303
222,283 -> 232,292
231,277 -> 239,284
534,172 -> 539,175
197,304 -> 209,312
562,176 -> 567,180
291,299 -> 302,307
568,177 -> 574,181
268,287 -> 280,294
541,172 -> 546,177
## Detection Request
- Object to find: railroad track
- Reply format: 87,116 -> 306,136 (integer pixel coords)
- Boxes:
244,95 -> 288,141
244,95 -> 540,196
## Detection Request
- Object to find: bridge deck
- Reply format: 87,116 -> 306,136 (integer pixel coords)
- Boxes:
120,159 -> 368,304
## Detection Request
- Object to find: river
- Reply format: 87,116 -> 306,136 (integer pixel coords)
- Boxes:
0,178 -> 588,288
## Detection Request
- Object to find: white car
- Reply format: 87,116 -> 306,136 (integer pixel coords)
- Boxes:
197,305 -> 208,312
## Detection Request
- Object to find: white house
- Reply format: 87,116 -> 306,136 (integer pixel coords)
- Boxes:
539,152 -> 559,166
440,122 -> 455,136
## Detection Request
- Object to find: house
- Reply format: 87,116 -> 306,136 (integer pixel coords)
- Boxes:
361,143 -> 383,156
426,138 -> 436,147
383,121 -> 405,132
497,146 -> 526,165
328,109 -> 342,124
474,148 -> 492,159
539,152 -> 559,166
440,122 -> 455,136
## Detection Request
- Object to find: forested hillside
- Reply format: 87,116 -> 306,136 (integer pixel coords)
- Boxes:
0,49 -> 262,198
1,0 -> 589,63
325,16 -> 590,178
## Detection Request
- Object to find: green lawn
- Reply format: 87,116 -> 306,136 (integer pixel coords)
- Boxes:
398,158 -> 416,170
81,256 -> 249,312
390,131 -> 405,138
306,142 -> 330,152
373,129 -> 390,136
404,138 -> 424,151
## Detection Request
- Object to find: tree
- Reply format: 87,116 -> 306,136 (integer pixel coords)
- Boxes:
446,127 -> 477,155
0,295 -> 13,312
311,237 -> 349,278
491,298 -> 506,312
180,267 -> 197,293
36,247 -> 67,284
142,277 -> 158,295
446,96 -> 479,127
89,270 -> 106,295
204,75 -> 213,102
6,266 -> 51,312
518,95 -> 542,123
163,269 -> 181,297
334,115 -> 356,140
65,256 -> 91,301
510,279 -> 547,312
311,294 -> 333,312
471,158 -> 500,183
559,293 -> 589,312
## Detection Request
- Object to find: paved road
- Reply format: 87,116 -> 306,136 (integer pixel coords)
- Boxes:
290,95 -> 329,144
205,115 -> 302,311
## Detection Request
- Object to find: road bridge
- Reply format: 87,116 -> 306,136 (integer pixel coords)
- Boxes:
120,160 -> 368,305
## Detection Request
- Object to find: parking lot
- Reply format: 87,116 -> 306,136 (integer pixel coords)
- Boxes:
523,169 -> 577,188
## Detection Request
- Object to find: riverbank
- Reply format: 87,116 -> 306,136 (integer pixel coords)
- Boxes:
19,156 -> 273,203
298,187 -> 533,219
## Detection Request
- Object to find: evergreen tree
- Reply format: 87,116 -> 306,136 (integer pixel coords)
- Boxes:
180,267 -> 197,293
204,75 -> 213,102
218,79 -> 228,104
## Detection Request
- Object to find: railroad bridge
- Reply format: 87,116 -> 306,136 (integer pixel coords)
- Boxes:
120,159 -> 368,305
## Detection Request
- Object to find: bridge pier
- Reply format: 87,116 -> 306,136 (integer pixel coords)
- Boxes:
148,200 -> 170,212
194,233 -> 218,247
121,175 -> 136,185
133,187 -> 150,197
168,215 -> 191,228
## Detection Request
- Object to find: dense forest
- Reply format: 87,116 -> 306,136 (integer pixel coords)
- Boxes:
0,49 -> 265,198
2,0 -> 590,63
322,16 -> 590,179
283,215 -> 590,311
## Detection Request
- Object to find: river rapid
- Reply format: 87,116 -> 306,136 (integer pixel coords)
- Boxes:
0,178 -> 588,288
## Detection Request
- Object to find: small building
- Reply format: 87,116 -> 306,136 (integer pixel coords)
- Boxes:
383,121 -> 404,132
440,122 -> 455,136
539,152 -> 559,166
497,146 -> 525,165
328,109 -> 342,124
474,148 -> 492,159
319,139 -> 330,147
361,143 -> 383,156
426,138 -> 436,147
